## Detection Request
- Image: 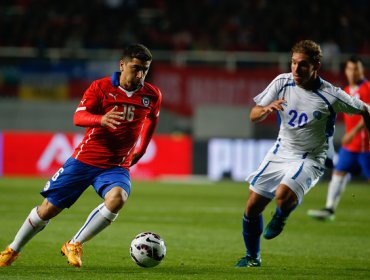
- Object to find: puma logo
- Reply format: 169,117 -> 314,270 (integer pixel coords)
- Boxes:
109,93 -> 118,100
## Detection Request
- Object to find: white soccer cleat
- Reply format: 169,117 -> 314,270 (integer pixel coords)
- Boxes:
307,208 -> 335,221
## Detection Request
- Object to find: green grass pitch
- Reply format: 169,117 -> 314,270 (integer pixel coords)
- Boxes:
0,177 -> 369,280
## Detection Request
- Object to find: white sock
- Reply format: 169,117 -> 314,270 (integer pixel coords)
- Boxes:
9,207 -> 49,252
70,203 -> 118,245
325,174 -> 349,211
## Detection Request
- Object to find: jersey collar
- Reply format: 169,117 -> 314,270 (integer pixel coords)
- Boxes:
111,71 -> 143,97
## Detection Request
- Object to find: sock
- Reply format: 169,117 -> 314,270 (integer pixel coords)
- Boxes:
275,205 -> 296,219
242,213 -> 263,258
70,203 -> 118,245
9,207 -> 49,252
325,174 -> 349,211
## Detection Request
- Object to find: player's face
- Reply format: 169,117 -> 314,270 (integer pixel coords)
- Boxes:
120,58 -> 151,91
291,53 -> 319,88
345,61 -> 364,86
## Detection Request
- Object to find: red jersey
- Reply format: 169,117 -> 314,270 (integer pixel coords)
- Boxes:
342,79 -> 370,152
72,72 -> 162,168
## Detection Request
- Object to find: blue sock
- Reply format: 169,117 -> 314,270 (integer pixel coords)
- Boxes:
275,205 -> 297,218
242,213 -> 263,258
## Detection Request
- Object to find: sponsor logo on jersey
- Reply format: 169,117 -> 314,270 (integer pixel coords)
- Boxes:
142,96 -> 150,107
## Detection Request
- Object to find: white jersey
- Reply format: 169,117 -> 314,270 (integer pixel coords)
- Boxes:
254,73 -> 364,166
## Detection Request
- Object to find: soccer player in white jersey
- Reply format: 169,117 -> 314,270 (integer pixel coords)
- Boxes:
235,40 -> 370,267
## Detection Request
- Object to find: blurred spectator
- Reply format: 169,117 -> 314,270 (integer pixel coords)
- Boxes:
321,38 -> 341,71
0,0 -> 369,53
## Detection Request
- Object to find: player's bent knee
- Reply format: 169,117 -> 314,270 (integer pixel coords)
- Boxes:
37,199 -> 63,220
275,185 -> 298,211
104,187 -> 128,213
245,191 -> 271,218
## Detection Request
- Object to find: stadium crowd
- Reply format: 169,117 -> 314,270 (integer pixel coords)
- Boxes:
0,0 -> 369,54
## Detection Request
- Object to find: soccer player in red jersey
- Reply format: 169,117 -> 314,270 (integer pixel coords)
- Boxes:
308,56 -> 370,221
0,44 -> 162,267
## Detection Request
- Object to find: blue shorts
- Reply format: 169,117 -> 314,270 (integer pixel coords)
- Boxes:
335,148 -> 370,179
40,157 -> 131,209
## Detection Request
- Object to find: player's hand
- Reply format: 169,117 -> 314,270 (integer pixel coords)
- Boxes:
250,100 -> 287,122
264,99 -> 287,114
101,106 -> 124,129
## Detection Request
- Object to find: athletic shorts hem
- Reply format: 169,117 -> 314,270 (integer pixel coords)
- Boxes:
100,182 -> 131,198
249,185 -> 274,200
280,178 -> 304,203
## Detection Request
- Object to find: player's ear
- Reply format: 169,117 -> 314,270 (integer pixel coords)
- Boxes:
120,59 -> 126,72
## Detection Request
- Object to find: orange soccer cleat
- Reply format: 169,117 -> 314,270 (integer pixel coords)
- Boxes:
61,241 -> 83,268
0,247 -> 20,267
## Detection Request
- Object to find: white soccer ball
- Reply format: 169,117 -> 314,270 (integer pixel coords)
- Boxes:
130,232 -> 166,268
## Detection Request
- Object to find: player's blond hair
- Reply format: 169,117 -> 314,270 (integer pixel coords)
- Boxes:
291,40 -> 322,64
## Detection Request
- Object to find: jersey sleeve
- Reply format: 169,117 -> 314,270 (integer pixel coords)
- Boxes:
74,81 -> 104,127
253,75 -> 288,106
148,88 -> 162,119
76,81 -> 104,114
332,87 -> 365,115
131,88 -> 162,163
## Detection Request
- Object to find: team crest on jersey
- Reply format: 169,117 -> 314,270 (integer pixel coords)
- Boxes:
142,96 -> 150,107
313,111 -> 322,120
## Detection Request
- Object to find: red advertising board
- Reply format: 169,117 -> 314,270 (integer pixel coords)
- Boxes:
151,64 -> 346,116
2,132 -> 192,179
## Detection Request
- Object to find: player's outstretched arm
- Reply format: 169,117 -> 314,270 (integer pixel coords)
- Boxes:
74,106 -> 124,129
74,110 -> 103,127
250,99 -> 286,123
130,116 -> 159,166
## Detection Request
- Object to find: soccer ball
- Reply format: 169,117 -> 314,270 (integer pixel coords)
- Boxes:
130,232 -> 166,268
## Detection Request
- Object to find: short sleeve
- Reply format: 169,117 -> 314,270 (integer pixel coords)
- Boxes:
149,88 -> 162,119
253,75 -> 291,106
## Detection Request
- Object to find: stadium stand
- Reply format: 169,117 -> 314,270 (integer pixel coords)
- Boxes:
0,0 -> 369,54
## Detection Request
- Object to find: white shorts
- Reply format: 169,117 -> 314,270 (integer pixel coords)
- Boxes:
247,157 -> 325,203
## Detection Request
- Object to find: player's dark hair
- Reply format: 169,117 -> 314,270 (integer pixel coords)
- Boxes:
347,55 -> 363,65
291,40 -> 322,64
122,44 -> 152,62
